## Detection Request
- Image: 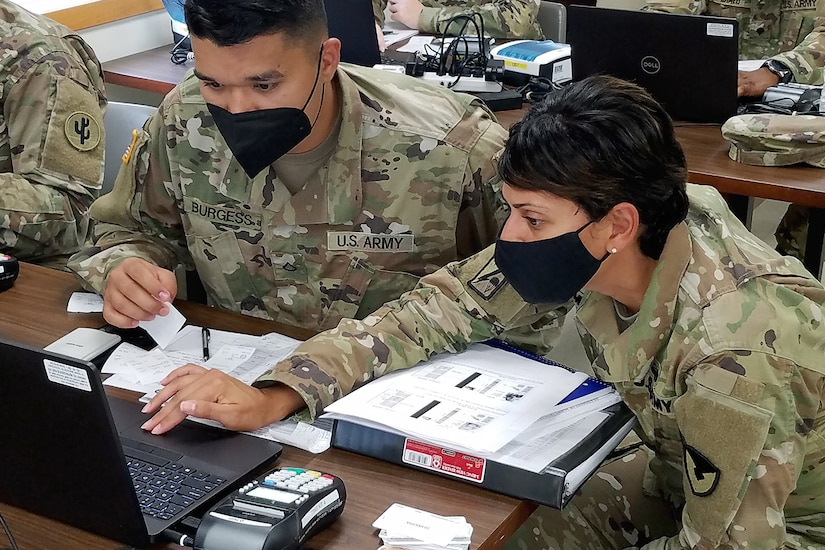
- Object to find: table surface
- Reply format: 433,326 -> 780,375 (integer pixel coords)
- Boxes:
0,263 -> 535,550
103,45 -> 825,208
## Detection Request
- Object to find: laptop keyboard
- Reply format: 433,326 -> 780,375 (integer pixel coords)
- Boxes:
124,445 -> 226,521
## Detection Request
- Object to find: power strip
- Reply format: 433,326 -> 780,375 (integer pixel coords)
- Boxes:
420,73 -> 503,93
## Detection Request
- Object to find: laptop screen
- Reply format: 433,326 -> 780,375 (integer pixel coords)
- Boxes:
567,6 -> 739,123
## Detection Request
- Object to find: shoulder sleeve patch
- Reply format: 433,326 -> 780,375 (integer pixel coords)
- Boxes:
65,111 -> 101,151
684,444 -> 721,497
467,256 -> 507,300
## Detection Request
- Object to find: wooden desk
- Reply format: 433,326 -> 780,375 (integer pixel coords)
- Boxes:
102,49 -> 825,274
0,263 -> 534,550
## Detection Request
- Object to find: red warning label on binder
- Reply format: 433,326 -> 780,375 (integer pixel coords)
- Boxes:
402,438 -> 486,483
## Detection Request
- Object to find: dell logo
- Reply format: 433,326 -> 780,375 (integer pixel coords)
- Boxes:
641,56 -> 661,74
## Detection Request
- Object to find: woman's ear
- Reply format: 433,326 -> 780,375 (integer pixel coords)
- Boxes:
604,202 -> 641,255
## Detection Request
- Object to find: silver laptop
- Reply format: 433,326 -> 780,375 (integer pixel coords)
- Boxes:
568,6 -> 739,123
0,338 -> 282,547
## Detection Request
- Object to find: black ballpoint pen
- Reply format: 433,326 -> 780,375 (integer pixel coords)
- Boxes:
202,327 -> 211,361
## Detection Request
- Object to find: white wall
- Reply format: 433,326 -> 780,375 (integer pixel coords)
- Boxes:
77,9 -> 170,63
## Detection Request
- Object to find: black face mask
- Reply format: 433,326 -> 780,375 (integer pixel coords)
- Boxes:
494,221 -> 608,305
206,49 -> 325,178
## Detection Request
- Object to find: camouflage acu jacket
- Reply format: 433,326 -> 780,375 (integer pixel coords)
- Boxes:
68,64 -> 510,332
645,0 -> 824,84
373,0 -> 544,39
0,1 -> 106,262
263,184 -> 825,549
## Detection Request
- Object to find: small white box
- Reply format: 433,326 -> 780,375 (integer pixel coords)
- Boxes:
44,328 -> 121,362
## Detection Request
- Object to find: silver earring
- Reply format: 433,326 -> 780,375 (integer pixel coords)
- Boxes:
610,248 -> 617,254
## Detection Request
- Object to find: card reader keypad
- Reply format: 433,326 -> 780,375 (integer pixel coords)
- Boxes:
237,467 -> 335,504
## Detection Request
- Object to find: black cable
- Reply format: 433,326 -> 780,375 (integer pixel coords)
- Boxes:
0,512 -> 19,550
163,527 -> 195,548
170,33 -> 194,65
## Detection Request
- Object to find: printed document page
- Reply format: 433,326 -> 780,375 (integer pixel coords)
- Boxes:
323,343 -> 588,453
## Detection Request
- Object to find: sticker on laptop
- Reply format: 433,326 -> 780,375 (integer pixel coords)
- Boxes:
707,23 -> 734,38
44,359 -> 92,392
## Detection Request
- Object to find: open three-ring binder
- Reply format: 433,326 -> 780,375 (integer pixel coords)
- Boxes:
324,341 -> 637,509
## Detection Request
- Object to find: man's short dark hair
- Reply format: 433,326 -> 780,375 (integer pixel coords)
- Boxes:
184,0 -> 327,47
499,75 -> 689,260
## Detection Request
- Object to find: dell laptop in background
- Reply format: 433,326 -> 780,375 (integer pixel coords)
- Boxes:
324,0 -> 382,67
0,338 -> 282,548
567,6 -> 739,123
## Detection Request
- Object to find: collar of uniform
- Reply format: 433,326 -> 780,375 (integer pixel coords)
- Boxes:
578,222 -> 691,384
265,67 -> 363,226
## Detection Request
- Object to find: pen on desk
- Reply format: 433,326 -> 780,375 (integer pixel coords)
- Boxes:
202,327 -> 211,361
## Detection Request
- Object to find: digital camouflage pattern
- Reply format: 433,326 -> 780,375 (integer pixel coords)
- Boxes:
68,64 -> 513,332
722,113 -> 825,167
260,184 -> 825,549
644,0 -> 825,84
722,113 -> 825,260
372,0 -> 543,40
0,1 -> 106,266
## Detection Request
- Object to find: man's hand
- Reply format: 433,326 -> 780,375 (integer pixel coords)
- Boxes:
140,365 -> 306,434
738,68 -> 781,98
389,0 -> 423,29
103,258 -> 178,328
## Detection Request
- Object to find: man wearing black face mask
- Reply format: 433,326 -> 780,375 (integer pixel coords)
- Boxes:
67,0 -> 522,342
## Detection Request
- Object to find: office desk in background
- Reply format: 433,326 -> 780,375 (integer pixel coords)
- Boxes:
102,46 -> 825,276
0,263 -> 534,550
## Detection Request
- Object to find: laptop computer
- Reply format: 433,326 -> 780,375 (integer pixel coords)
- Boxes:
0,338 -> 282,548
567,6 -> 739,123
324,0 -> 382,67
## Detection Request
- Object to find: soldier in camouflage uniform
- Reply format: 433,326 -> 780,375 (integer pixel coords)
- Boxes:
645,0 -> 824,261
67,0 -> 517,336
373,0 -> 543,40
0,1 -> 106,267
144,76 -> 825,549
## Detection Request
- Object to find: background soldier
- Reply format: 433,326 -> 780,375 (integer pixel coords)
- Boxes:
0,1 -> 106,267
373,0 -> 543,39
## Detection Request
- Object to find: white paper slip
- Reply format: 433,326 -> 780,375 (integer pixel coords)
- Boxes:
373,503 -> 465,547
67,291 -> 104,313
397,35 -> 436,53
138,302 -> 186,349
738,59 -> 766,72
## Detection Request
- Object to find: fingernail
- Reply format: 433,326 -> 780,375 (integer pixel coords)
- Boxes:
130,319 -> 139,328
159,306 -> 169,316
151,425 -> 163,435
141,403 -> 149,413
180,401 -> 195,414
159,291 -> 171,302
141,420 -> 151,430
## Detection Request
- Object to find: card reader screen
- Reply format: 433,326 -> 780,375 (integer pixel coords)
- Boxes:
248,486 -> 300,504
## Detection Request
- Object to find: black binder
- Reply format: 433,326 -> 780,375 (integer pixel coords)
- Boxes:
330,401 -> 636,509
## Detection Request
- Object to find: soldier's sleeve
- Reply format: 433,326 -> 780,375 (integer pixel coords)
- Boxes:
373,0 -> 387,26
770,8 -> 825,85
418,0 -> 543,39
640,0 -> 706,15
1,55 -> 104,215
66,107 -> 193,293
253,246 -> 566,420
639,354 -> 812,550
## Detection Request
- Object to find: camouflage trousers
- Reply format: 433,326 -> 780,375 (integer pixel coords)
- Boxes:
0,176 -> 88,268
775,204 -> 809,261
503,447 -> 680,550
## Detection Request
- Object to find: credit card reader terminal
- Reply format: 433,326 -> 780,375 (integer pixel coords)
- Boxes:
194,467 -> 346,550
